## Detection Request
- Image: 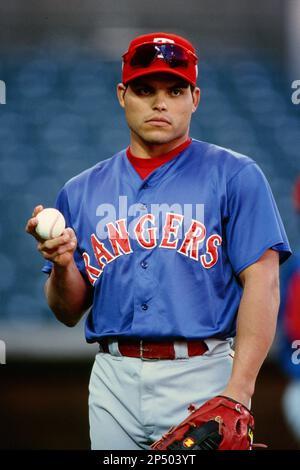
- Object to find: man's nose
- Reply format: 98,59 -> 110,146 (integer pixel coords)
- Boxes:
152,92 -> 168,111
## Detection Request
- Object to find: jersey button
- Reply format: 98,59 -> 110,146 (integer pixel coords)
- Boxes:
141,260 -> 148,269
141,303 -> 148,311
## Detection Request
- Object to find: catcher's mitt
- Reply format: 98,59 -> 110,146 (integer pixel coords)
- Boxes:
151,395 -> 257,450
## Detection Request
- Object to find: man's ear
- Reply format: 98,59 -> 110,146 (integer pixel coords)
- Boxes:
117,83 -> 127,108
192,87 -> 201,113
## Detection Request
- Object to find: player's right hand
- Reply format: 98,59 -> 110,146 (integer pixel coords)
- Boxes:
25,205 -> 78,268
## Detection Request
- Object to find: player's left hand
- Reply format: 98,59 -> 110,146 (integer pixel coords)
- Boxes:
151,395 -> 256,450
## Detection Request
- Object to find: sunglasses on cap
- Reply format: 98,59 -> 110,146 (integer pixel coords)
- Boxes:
123,43 -> 197,69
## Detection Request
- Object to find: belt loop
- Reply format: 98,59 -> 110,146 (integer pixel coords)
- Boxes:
140,340 -> 144,359
108,338 -> 122,357
174,340 -> 189,359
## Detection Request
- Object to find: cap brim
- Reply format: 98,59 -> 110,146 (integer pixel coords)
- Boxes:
123,66 -> 196,87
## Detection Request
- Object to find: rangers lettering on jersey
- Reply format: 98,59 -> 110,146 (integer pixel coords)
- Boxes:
83,213 -> 221,285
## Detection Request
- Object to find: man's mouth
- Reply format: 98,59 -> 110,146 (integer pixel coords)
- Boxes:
145,116 -> 171,127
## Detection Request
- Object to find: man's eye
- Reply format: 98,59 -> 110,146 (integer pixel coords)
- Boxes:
171,88 -> 183,96
136,87 -> 152,95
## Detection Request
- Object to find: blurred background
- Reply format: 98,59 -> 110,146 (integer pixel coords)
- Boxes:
0,0 -> 300,450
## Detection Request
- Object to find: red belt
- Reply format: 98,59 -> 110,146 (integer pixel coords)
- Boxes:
100,338 -> 208,360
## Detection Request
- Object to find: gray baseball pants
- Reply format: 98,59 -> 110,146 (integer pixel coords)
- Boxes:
88,338 -> 234,450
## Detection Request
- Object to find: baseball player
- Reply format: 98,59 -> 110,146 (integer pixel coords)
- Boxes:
26,32 -> 291,450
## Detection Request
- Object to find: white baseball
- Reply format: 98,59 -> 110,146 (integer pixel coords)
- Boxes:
35,208 -> 66,240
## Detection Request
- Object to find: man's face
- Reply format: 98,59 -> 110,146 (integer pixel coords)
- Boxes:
117,73 -> 200,146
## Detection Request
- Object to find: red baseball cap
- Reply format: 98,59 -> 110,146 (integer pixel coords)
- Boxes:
122,32 -> 198,86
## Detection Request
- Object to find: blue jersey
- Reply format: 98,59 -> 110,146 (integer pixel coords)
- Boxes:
43,139 -> 291,342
